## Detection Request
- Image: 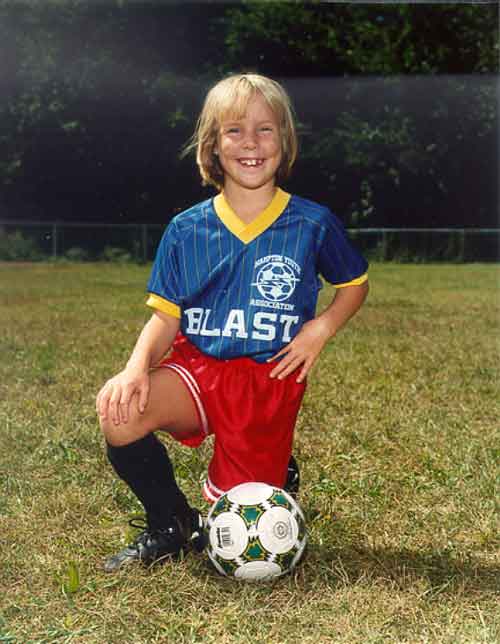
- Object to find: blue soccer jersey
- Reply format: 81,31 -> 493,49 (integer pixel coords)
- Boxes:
146,188 -> 368,362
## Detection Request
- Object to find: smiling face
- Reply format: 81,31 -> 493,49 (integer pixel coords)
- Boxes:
215,92 -> 282,196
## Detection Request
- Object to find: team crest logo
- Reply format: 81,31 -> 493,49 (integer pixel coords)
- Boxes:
252,255 -> 301,303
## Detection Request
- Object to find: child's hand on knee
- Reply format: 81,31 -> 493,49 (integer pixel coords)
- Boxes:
96,368 -> 150,426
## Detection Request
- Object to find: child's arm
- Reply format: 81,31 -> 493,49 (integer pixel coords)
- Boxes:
268,281 -> 369,383
96,310 -> 180,426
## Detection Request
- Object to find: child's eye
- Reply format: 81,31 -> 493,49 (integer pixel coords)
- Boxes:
226,127 -> 240,134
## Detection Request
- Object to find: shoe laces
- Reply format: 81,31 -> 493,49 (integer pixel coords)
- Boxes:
128,516 -> 180,547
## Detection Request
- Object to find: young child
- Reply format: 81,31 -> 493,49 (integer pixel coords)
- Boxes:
96,73 -> 369,571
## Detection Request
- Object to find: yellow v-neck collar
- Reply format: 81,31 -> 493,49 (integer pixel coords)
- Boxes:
213,188 -> 291,245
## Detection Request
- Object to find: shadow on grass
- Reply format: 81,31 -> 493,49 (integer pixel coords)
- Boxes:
306,543 -> 499,595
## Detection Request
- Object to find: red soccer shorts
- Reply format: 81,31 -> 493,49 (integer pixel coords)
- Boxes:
158,334 -> 306,502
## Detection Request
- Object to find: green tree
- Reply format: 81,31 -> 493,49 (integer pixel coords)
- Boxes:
222,2 -> 498,76
0,1 -> 497,227
220,2 -> 498,227
0,0 -> 223,220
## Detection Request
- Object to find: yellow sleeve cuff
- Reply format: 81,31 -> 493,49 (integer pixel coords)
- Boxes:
334,273 -> 368,289
146,293 -> 181,318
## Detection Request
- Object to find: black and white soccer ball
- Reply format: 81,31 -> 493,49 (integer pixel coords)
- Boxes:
206,482 -> 307,581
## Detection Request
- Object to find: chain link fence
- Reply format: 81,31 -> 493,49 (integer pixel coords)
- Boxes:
0,221 -> 499,263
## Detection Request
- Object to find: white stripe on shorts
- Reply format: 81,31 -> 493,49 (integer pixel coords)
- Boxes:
203,479 -> 224,503
203,475 -> 227,503
162,362 -> 209,435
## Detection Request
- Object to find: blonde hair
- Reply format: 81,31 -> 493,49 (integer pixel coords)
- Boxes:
185,73 -> 298,190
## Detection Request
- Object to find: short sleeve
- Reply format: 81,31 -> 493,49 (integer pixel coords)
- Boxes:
317,211 -> 368,287
146,222 -> 182,318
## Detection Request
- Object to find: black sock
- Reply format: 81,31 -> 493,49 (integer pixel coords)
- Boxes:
106,434 -> 190,530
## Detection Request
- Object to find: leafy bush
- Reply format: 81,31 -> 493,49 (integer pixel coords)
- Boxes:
65,247 -> 90,262
101,246 -> 132,263
0,230 -> 42,261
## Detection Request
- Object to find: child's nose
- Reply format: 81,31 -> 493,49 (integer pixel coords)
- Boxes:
242,131 -> 258,149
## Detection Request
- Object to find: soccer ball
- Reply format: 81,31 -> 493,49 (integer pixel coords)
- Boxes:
206,482 -> 307,581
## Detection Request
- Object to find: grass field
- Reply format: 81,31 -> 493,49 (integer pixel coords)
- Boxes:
0,262 -> 499,644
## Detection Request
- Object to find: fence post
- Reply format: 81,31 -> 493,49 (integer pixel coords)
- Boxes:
458,229 -> 465,262
52,223 -> 58,260
381,230 -> 388,261
141,224 -> 147,263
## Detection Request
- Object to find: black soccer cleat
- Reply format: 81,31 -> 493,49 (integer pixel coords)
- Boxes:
103,507 -> 207,572
284,454 -> 300,498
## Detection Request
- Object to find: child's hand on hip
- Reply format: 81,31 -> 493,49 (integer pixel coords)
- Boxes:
267,318 -> 333,383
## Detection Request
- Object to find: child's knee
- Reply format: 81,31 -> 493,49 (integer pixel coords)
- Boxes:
98,408 -> 150,447
98,414 -> 121,445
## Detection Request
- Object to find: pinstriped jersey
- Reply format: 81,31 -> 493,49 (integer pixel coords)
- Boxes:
147,188 -> 368,363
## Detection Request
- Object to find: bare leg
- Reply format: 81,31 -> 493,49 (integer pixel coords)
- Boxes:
100,367 -> 201,446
